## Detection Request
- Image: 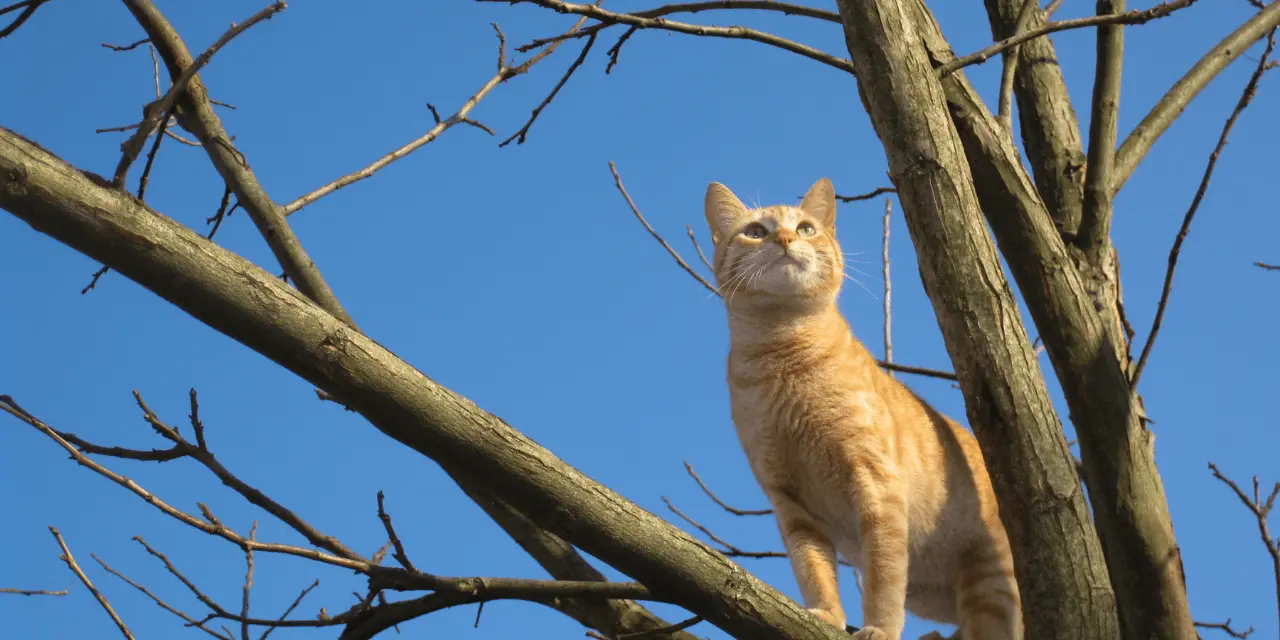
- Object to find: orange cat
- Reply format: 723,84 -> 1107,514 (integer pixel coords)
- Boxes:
704,178 -> 1023,640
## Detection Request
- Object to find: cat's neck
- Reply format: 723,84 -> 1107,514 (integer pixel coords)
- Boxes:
725,297 -> 851,347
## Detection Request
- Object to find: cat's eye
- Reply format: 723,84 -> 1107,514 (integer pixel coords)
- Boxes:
741,223 -> 768,239
797,222 -> 817,237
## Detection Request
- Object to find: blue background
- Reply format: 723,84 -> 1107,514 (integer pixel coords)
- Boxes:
2,1 -> 1277,638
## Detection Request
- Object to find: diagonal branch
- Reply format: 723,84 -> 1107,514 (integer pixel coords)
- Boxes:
1130,30 -> 1275,389
0,128 -> 846,640
122,0 -> 356,327
112,1 -> 285,188
49,527 -> 136,640
0,0 -> 51,39
1113,0 -> 1280,194
282,19 -> 585,215
92,553 -> 233,640
939,0 -> 1199,76
480,0 -> 856,75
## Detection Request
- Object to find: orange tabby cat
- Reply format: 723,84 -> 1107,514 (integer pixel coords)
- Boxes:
705,178 -> 1022,640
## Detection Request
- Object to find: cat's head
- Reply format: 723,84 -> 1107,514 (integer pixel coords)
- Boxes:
704,178 -> 842,308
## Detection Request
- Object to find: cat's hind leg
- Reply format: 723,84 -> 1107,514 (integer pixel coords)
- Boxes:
953,547 -> 1022,640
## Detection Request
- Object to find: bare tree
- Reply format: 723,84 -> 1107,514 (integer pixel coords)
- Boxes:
2,0 -> 1278,639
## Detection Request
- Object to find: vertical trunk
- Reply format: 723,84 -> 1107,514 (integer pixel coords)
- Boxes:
914,3 -> 1197,637
831,2 -> 1119,638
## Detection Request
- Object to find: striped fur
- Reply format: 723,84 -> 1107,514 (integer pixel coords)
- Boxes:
705,178 -> 1023,640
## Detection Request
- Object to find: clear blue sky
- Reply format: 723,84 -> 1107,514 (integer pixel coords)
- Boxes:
2,1 -> 1277,638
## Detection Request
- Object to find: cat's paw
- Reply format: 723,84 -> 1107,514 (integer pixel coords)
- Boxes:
806,607 -> 847,629
850,626 -> 892,640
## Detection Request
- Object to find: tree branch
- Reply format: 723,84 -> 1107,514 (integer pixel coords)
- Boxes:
1207,463 -> 1280,636
0,587 -> 68,596
1077,0 -> 1126,260
1130,30 -> 1275,390
0,127 -> 847,640
939,0 -> 1199,76
0,0 -> 51,39
1113,0 -> 1280,194
481,0 -> 857,75
49,527 -> 136,640
112,1 -> 286,189
282,17 -> 586,215
122,0 -> 357,327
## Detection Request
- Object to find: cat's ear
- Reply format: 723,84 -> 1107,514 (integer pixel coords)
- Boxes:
799,177 -> 836,228
705,182 -> 748,244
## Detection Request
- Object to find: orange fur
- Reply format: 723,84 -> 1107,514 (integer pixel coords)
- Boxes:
705,178 -> 1022,640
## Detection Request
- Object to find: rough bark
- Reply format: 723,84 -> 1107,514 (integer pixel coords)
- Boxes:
979,0 -> 1087,235
831,2 -> 1119,638
913,2 -> 1199,637
0,127 -> 847,640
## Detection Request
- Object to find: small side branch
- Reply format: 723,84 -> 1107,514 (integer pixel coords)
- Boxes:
0,587 -> 68,596
0,0 -> 51,39
112,1 -> 286,188
1114,1 -> 1280,193
282,16 -> 589,215
1130,30 -> 1275,389
1207,462 -> 1279,635
50,527 -> 136,640
484,0 -> 856,75
937,0 -> 1199,76
881,197 -> 893,373
1194,619 -> 1255,638
609,161 -> 718,295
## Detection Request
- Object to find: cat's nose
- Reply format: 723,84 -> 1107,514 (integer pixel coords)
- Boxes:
775,228 -> 797,248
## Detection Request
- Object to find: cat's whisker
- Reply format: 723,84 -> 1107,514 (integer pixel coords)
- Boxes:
843,273 -> 879,301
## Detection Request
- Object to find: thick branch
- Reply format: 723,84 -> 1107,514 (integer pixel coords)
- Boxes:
0,127 -> 846,640
912,2 -> 1196,636
1114,1 -> 1280,194
1077,0 -> 1126,260
833,2 -> 1118,637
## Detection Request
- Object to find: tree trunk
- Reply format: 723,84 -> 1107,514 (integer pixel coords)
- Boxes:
831,2 -> 1120,638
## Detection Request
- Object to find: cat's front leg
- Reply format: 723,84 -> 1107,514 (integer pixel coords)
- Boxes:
766,490 -> 846,630
853,460 -> 910,640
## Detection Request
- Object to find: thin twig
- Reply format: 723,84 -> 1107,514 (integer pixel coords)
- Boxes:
835,186 -> 895,203
112,1 -> 287,187
881,197 -> 893,373
609,161 -> 718,294
1194,619 -> 1255,638
483,0 -> 856,75
376,491 -> 418,572
282,14 -> 589,216
241,522 -> 257,640
50,527 -> 136,639
686,225 -> 714,273
683,461 -> 771,516
501,31 -> 598,146
0,587 -> 68,596
258,579 -> 318,640
661,498 -> 785,559
937,0 -> 1199,76
1207,462 -> 1280,636
135,102 -> 172,199
0,0 -> 50,39
92,553 -> 231,640
1130,30 -> 1276,390
605,25 -> 637,73
81,265 -> 111,294
100,38 -> 150,51
1255,261 -> 1280,271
